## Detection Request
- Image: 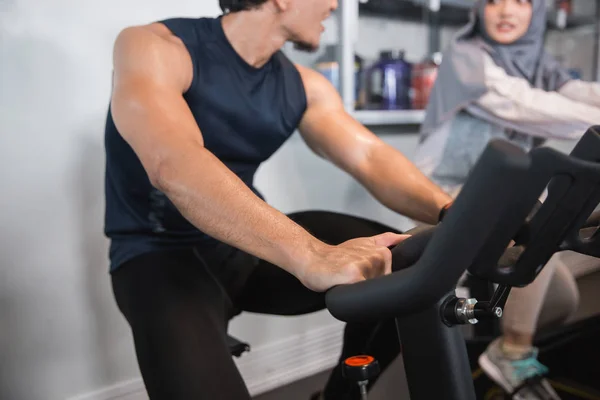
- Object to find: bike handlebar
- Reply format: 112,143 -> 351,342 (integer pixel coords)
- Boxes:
326,140 -> 532,323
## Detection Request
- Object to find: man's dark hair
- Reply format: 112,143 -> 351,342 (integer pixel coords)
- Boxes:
219,0 -> 268,13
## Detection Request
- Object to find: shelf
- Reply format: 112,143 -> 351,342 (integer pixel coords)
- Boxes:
358,0 -> 597,31
337,0 -> 599,121
352,109 -> 426,126
358,0 -> 470,27
546,13 -> 598,31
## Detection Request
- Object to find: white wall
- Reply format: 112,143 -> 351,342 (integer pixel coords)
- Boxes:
0,2 -> 222,400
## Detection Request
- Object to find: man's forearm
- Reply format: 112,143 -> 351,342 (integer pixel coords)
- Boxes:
358,142 -> 452,225
154,145 -> 322,275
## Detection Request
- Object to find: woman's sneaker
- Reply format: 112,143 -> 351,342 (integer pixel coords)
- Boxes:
478,338 -> 560,400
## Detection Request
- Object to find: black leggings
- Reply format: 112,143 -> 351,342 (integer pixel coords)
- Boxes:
111,211 -> 402,400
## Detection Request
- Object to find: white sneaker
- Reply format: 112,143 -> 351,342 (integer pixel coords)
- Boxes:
478,338 -> 560,400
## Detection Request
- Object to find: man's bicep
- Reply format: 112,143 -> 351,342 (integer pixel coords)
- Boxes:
298,99 -> 380,177
111,78 -> 203,146
297,99 -> 337,158
111,29 -> 203,180
296,64 -> 375,165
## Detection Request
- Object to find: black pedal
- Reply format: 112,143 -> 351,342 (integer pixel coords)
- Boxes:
226,335 -> 250,358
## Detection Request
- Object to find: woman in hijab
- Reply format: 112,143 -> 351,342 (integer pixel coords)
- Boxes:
414,0 -> 600,398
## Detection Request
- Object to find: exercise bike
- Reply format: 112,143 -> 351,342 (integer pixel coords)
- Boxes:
325,126 -> 600,400
464,130 -> 600,400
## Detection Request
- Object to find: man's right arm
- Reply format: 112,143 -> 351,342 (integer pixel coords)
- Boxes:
110,25 -> 405,291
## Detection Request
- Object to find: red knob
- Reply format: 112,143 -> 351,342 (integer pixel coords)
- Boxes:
343,355 -> 380,382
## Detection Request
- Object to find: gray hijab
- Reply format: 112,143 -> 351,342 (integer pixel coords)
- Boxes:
420,0 -> 572,138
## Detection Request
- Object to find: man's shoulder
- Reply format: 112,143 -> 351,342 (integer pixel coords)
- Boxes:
116,17 -> 216,48
114,22 -> 192,65
292,63 -> 340,109
115,23 -> 178,50
112,23 -> 195,92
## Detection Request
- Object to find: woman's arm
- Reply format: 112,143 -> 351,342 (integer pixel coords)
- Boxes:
558,80 -> 600,108
466,53 -> 600,140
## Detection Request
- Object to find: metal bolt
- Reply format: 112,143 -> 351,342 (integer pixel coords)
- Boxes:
358,381 -> 368,400
493,307 -> 503,318
465,298 -> 478,325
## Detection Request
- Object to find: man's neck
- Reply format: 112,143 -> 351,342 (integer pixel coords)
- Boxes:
221,10 -> 287,69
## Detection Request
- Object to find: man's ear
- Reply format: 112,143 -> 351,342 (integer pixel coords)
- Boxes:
219,0 -> 235,12
272,0 -> 292,12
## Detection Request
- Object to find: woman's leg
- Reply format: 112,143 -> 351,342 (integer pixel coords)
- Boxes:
500,256 -> 560,352
536,255 -> 580,331
479,254 -> 575,399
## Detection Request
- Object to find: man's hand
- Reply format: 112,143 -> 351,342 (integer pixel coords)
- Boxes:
297,232 -> 410,292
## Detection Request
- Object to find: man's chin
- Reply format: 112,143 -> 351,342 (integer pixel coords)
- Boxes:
293,41 -> 319,53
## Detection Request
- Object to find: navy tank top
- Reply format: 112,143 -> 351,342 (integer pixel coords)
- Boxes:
104,17 -> 307,271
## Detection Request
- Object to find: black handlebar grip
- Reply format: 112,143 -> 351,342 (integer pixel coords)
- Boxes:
570,126 -> 600,163
584,210 -> 600,229
392,226 -> 437,272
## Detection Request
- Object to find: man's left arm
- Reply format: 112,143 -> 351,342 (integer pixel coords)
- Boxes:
295,65 -> 452,225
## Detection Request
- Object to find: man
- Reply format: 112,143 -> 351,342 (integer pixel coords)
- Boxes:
105,0 -> 452,398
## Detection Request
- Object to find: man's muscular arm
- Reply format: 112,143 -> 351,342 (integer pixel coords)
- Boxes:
296,65 -> 452,225
110,25 -> 406,291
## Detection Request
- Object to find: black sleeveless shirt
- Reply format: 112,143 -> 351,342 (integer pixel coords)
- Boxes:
104,17 -> 307,271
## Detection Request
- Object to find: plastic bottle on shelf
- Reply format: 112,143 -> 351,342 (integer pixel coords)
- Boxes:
364,50 -> 412,110
410,52 -> 442,110
554,0 -> 572,29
